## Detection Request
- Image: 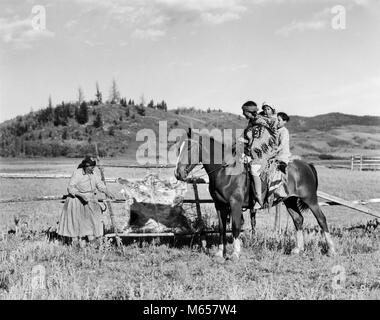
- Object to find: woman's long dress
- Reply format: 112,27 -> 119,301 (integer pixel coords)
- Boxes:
57,169 -> 107,238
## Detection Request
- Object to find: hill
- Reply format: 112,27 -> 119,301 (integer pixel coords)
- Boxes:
0,102 -> 379,160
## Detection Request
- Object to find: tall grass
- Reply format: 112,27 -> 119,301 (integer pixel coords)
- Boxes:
1,162 -> 379,300
1,221 -> 379,300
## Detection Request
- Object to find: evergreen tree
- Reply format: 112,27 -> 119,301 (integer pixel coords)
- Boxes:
95,82 -> 102,104
109,78 -> 120,104
53,102 -> 69,126
136,105 -> 145,116
62,128 -> 68,140
45,95 -> 54,122
78,87 -> 84,105
76,101 -> 89,124
157,100 -> 168,111
48,95 -> 53,109
120,98 -> 127,107
140,94 -> 145,107
147,99 -> 155,109
93,112 -> 103,128
161,100 -> 167,111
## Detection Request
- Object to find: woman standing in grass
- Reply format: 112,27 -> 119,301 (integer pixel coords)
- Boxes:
57,156 -> 115,244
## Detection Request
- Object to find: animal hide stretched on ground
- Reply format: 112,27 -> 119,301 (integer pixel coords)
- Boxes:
118,174 -> 188,204
118,174 -> 193,233
125,201 -> 193,234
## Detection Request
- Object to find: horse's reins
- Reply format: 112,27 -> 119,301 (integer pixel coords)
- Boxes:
186,164 -> 224,180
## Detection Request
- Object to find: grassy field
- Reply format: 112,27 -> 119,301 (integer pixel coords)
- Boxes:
0,158 -> 380,300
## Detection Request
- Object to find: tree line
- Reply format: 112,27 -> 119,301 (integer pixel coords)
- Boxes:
0,79 -> 170,157
7,79 -> 169,132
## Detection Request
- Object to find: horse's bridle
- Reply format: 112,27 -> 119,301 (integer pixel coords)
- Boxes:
182,138 -> 202,177
182,136 -> 226,179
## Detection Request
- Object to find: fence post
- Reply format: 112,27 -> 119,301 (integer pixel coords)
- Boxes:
360,155 -> 363,171
274,204 -> 281,233
192,182 -> 207,251
95,143 -> 121,246
192,182 -> 202,221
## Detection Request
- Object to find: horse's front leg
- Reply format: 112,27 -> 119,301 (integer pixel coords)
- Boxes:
250,208 -> 257,235
215,205 -> 228,259
230,197 -> 243,260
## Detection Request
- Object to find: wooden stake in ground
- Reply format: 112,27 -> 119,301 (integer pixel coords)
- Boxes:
273,204 -> 283,233
95,144 -> 121,246
192,182 -> 207,251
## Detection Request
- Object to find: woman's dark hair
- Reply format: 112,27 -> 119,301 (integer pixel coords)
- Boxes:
277,112 -> 290,122
242,101 -> 257,107
78,155 -> 96,169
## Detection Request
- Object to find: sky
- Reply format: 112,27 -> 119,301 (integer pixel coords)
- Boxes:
0,0 -> 379,122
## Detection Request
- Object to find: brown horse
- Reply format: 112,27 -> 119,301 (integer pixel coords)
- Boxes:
174,130 -> 336,260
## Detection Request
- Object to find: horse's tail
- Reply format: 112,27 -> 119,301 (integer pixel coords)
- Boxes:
308,163 -> 318,190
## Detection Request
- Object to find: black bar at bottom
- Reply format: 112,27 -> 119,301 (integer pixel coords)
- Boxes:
0,300 -> 367,319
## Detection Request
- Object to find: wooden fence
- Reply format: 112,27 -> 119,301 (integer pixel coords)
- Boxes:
302,155 -> 380,171
350,155 -> 380,171
1,169 -> 379,215
1,163 -> 380,236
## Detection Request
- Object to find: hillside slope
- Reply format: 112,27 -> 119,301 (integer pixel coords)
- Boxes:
0,103 -> 379,159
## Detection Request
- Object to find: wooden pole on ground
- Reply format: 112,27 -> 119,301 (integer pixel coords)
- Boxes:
95,144 -> 121,246
317,190 -> 380,219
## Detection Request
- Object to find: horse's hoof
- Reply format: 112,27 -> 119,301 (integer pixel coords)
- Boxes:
214,250 -> 224,260
291,247 -> 303,255
327,248 -> 337,257
230,253 -> 240,262
215,256 -> 225,264
201,247 -> 209,255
